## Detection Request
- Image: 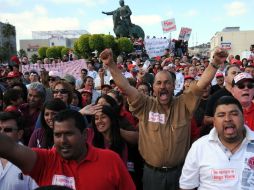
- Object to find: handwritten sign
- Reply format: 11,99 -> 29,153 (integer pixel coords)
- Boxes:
144,38 -> 169,58
178,27 -> 192,41
161,19 -> 176,33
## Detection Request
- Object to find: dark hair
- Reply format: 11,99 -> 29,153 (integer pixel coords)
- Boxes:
137,82 -> 151,95
54,81 -> 73,104
107,89 -> 124,108
225,65 -> 240,76
54,109 -> 86,133
95,94 -> 120,114
41,99 -> 67,148
81,68 -> 88,74
10,82 -> 28,102
0,111 -> 24,130
92,105 -> 125,157
72,90 -> 82,108
213,96 -> 243,116
34,185 -> 73,190
3,89 -> 22,107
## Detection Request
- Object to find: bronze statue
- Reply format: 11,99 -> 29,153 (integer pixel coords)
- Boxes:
102,0 -> 145,39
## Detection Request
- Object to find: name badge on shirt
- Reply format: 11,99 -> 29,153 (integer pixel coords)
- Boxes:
52,175 -> 76,190
211,169 -> 237,181
148,112 -> 165,124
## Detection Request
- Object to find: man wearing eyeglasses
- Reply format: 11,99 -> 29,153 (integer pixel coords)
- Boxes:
0,112 -> 38,190
231,72 -> 254,131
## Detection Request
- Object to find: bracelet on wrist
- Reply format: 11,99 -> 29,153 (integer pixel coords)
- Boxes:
210,62 -> 220,69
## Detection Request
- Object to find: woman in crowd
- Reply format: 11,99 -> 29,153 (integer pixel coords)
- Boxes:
88,105 -> 128,163
28,99 -> 66,148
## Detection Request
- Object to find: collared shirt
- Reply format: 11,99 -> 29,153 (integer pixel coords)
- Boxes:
0,142 -> 38,190
26,144 -> 135,190
180,126 -> 254,190
128,82 -> 203,167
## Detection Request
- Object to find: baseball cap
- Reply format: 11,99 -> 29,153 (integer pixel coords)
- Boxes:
80,89 -> 92,95
7,71 -> 21,79
49,70 -> 61,78
62,74 -> 76,84
215,73 -> 224,78
184,75 -> 195,80
232,72 -> 254,86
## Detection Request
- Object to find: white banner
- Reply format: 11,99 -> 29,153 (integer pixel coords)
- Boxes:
144,38 -> 169,58
161,19 -> 176,33
178,27 -> 192,41
21,59 -> 87,79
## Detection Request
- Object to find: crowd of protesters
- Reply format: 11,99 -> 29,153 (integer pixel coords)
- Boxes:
0,42 -> 254,190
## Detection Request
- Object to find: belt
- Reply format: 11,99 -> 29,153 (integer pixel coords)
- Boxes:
145,162 -> 180,173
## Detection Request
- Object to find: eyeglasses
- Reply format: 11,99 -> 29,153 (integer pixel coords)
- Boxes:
0,127 -> 18,133
236,83 -> 254,89
53,89 -> 69,94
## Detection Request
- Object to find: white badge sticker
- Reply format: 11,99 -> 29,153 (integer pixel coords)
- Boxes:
52,175 -> 76,190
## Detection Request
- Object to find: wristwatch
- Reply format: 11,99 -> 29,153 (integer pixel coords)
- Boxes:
210,62 -> 220,69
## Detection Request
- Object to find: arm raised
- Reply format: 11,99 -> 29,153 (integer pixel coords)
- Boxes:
100,49 -> 139,103
0,133 -> 37,173
197,48 -> 228,89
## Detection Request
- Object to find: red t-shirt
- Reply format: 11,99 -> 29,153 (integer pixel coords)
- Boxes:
244,102 -> 254,131
27,144 -> 135,190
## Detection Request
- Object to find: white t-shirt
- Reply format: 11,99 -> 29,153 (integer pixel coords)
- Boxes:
180,126 -> 254,190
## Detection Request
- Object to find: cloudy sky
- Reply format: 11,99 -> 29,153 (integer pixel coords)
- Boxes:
0,0 -> 253,49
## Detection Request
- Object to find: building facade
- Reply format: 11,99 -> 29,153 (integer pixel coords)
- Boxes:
210,27 -> 254,58
20,30 -> 89,58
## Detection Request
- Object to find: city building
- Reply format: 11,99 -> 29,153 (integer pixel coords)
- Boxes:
20,30 -> 89,58
210,27 -> 254,58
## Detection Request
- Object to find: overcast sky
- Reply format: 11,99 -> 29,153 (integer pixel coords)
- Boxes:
0,0 -> 253,50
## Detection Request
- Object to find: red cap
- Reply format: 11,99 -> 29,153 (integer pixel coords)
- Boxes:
215,73 -> 224,78
184,75 -> 194,80
7,71 -> 21,79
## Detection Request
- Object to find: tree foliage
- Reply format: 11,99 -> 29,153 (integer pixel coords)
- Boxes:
30,54 -> 39,64
89,34 -> 104,53
77,34 -> 91,58
18,49 -> 27,58
46,47 -> 59,59
38,47 -> 48,59
61,47 -> 71,58
116,37 -> 133,53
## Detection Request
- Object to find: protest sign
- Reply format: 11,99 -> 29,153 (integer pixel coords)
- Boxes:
144,38 -> 169,58
220,42 -> 232,50
161,19 -> 176,33
21,59 -> 87,79
178,27 -> 192,41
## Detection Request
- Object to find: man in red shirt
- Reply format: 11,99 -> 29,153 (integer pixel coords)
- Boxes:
232,72 -> 254,131
0,109 -> 135,190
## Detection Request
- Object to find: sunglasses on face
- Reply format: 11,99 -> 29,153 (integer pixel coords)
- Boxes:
236,83 -> 254,89
0,127 -> 18,133
53,89 -> 69,94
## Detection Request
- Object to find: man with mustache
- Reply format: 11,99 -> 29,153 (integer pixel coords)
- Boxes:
0,109 -> 135,189
231,72 -> 254,131
180,96 -> 254,190
99,48 -> 228,190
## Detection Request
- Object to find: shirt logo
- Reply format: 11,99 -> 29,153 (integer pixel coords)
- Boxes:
52,175 -> 76,190
148,112 -> 165,124
248,157 -> 254,170
211,169 -> 237,181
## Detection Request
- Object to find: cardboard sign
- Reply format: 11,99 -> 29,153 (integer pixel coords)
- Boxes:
144,38 -> 169,58
178,27 -> 192,41
161,19 -> 176,33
